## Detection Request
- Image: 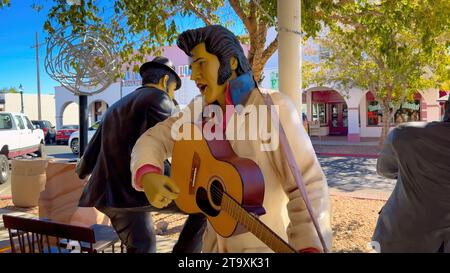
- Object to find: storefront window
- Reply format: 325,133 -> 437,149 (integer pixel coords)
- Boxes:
367,101 -> 383,126
367,100 -> 421,126
395,101 -> 421,123
312,103 -> 327,126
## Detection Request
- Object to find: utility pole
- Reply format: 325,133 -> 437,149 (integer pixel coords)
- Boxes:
31,32 -> 42,120
277,0 -> 301,115
19,84 -> 24,113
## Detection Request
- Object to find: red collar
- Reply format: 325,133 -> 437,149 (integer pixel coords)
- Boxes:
225,82 -> 233,106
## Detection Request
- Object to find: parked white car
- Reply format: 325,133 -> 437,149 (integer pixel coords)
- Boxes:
68,121 -> 100,154
0,112 -> 45,184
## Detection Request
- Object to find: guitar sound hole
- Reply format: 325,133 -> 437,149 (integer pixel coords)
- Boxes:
196,187 -> 220,217
210,180 -> 224,206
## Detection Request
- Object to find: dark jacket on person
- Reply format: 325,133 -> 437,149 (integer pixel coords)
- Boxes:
78,86 -> 176,208
373,120 -> 450,252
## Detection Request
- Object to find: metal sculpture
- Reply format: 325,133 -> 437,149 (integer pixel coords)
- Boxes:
45,27 -> 119,96
45,26 -> 119,156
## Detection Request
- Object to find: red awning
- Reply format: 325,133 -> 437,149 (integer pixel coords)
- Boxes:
439,90 -> 449,97
437,93 -> 449,102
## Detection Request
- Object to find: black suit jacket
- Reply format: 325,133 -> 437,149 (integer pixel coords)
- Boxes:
78,86 -> 175,208
373,121 -> 450,252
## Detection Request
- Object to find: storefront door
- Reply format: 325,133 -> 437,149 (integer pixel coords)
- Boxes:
329,103 -> 348,136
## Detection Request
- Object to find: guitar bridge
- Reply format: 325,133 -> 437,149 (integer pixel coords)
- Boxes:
189,152 -> 200,194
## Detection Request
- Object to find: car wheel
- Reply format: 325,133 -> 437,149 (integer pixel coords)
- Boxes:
0,154 -> 9,185
35,143 -> 45,158
71,138 -> 79,155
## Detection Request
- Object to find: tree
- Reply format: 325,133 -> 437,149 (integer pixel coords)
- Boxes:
310,0 -> 449,145
42,0 -> 344,82
0,0 -> 10,8
0,87 -> 19,93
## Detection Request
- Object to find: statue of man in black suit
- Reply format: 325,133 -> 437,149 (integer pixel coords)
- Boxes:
76,56 -> 206,253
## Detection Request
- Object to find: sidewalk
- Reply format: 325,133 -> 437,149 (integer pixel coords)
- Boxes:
311,136 -> 381,157
0,206 -> 179,253
0,208 -> 37,253
329,188 -> 390,201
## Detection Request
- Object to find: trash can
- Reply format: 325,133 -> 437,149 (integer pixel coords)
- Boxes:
11,159 -> 49,207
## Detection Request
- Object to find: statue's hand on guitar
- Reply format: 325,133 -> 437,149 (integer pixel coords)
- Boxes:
142,173 -> 180,208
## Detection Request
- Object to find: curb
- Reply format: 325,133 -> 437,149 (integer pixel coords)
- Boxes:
330,193 -> 388,201
317,153 -> 379,158
0,246 -> 11,253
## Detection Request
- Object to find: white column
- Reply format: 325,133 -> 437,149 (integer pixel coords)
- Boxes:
56,114 -> 63,130
347,108 -> 360,142
277,0 -> 301,114
55,96 -> 64,129
426,105 -> 442,122
346,88 -> 364,142
421,88 -> 441,122
306,90 -> 312,121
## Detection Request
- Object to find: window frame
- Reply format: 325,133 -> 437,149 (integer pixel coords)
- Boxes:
14,115 -> 25,130
366,100 -> 421,127
178,66 -> 184,77
24,116 -> 34,130
312,103 -> 328,127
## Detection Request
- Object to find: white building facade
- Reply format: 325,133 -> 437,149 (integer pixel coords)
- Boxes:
54,40 -> 447,142
0,93 -> 59,125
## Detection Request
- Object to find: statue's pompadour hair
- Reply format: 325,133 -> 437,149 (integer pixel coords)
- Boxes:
177,25 -> 251,85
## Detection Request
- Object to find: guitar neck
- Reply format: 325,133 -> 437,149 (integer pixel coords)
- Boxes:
221,193 -> 296,253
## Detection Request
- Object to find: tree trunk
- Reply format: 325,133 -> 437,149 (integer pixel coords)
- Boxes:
379,100 -> 391,148
252,61 -> 264,83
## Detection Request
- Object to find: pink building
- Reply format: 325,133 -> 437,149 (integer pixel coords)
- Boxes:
55,43 -> 447,144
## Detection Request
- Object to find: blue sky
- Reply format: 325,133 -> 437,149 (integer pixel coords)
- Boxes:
0,1 -> 248,95
0,0 -> 57,94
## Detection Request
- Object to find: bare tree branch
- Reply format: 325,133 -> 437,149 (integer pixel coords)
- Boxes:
229,0 -> 255,34
261,34 -> 278,67
185,1 -> 213,25
249,0 -> 257,29
253,20 -> 266,64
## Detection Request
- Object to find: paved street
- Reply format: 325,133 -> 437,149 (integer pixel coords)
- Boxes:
44,143 -> 78,160
0,145 -> 395,253
0,144 -> 396,199
319,156 -> 395,200
0,144 -> 76,197
320,156 -> 395,192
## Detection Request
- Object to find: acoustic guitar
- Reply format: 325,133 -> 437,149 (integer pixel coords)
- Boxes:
171,123 -> 296,253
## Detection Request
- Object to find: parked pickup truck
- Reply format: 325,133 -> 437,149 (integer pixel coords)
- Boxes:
0,112 -> 45,184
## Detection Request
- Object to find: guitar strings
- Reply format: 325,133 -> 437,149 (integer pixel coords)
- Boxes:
206,183 -> 296,253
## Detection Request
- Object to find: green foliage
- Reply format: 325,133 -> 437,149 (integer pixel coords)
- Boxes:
0,87 -> 19,93
301,0 -> 335,39
309,0 -> 449,142
41,0 -> 337,80
312,0 -> 449,102
0,0 -> 10,8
